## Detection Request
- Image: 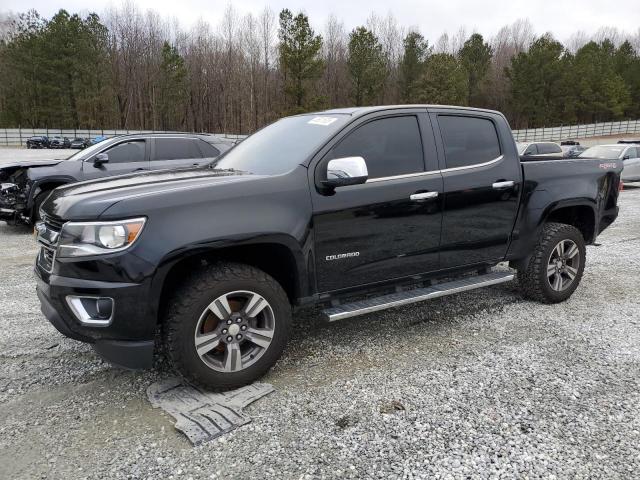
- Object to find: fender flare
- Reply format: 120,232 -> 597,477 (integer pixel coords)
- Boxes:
148,233 -> 310,312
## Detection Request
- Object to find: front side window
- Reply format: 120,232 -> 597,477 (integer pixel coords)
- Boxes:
154,138 -> 202,160
330,116 -> 424,179
524,145 -> 538,155
103,140 -> 146,164
438,115 -> 501,168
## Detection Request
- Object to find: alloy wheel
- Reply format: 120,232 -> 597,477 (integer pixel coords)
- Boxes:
547,239 -> 580,292
193,290 -> 275,372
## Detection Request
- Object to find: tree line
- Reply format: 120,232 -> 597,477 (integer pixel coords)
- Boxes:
0,6 -> 639,133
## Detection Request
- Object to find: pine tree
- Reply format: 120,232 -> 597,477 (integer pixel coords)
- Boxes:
416,53 -> 468,105
507,35 -> 570,128
158,42 -> 188,130
613,41 -> 640,118
570,40 -> 631,122
278,9 -> 323,112
347,27 -> 386,106
458,33 -> 492,106
399,31 -> 429,103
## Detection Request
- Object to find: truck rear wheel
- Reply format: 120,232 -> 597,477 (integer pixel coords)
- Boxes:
163,262 -> 292,390
517,222 -> 586,303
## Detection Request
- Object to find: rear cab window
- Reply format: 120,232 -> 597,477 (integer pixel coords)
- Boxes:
437,115 -> 501,168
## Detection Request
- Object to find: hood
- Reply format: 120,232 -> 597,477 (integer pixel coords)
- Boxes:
0,159 -> 65,170
44,167 -> 264,220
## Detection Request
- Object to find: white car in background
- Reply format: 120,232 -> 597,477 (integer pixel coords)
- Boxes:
579,144 -> 640,182
517,141 -> 563,157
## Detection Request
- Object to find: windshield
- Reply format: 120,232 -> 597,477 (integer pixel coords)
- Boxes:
64,137 -> 116,160
212,114 -> 350,175
579,146 -> 624,160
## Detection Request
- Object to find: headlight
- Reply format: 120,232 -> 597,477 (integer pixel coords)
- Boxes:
57,218 -> 146,257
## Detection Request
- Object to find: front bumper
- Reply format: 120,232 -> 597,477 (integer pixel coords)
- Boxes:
35,267 -> 156,369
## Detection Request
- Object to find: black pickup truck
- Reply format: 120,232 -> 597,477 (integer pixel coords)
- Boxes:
34,105 -> 622,389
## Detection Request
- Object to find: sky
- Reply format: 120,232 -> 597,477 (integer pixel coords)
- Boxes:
2,0 -> 639,44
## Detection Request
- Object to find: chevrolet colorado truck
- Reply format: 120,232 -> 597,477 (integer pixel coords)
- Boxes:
0,133 -> 233,224
34,106 -> 622,389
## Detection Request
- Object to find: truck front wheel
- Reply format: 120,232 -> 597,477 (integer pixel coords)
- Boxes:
163,262 -> 292,390
517,222 -> 586,304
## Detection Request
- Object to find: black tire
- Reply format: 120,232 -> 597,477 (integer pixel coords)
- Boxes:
31,191 -> 50,223
163,262 -> 292,390
517,222 -> 586,303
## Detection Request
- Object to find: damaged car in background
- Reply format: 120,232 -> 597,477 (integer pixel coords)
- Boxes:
0,133 -> 234,224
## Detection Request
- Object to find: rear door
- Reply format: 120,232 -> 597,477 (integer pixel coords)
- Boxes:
432,110 -> 522,269
150,137 -> 210,170
81,139 -> 149,180
311,111 -> 443,292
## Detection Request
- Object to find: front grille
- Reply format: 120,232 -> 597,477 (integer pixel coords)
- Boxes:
37,244 -> 55,272
36,214 -> 64,272
41,213 -> 65,231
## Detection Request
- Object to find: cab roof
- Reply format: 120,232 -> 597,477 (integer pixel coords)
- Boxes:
312,104 -> 503,117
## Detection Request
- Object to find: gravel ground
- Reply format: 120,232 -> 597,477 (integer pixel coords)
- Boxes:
0,188 -> 639,479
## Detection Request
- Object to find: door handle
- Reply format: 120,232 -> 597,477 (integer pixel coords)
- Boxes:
410,191 -> 439,201
492,180 -> 515,189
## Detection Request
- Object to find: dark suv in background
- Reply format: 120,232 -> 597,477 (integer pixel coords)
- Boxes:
26,136 -> 51,149
50,136 -> 71,149
1,133 -> 234,223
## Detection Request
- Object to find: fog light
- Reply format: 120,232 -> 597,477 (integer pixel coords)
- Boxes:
66,296 -> 114,326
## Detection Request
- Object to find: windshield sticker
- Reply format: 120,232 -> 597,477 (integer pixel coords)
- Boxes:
308,116 -> 338,126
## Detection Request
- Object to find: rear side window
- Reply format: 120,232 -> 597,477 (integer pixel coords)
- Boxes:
539,143 -> 562,154
104,140 -> 146,163
331,116 -> 424,179
154,138 -> 202,160
198,140 -> 221,158
438,115 -> 501,168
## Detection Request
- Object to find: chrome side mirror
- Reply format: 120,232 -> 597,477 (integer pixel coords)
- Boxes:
323,156 -> 368,189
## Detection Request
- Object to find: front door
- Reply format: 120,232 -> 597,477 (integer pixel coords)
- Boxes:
432,111 -> 522,269
82,139 -> 149,180
311,112 -> 443,293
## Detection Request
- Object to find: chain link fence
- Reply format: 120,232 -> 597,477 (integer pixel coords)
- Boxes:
511,119 -> 640,142
1,119 -> 639,146
0,128 -> 246,146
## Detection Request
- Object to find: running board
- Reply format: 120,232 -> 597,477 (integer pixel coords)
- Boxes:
323,271 -> 515,322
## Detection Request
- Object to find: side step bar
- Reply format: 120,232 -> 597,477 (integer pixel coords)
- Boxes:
322,270 -> 515,322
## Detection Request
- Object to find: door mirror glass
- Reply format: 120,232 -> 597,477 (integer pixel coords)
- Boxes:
93,153 -> 109,167
324,157 -> 368,189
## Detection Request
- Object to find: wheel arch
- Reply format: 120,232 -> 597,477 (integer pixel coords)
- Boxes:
29,176 -> 75,207
542,201 -> 597,244
153,239 -> 308,323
